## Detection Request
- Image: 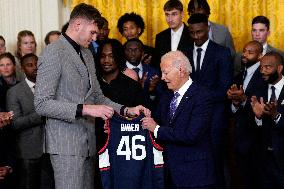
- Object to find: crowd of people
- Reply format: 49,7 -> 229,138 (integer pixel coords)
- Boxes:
1,0 -> 284,189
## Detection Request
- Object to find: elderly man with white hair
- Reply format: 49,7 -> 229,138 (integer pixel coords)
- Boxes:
142,51 -> 216,189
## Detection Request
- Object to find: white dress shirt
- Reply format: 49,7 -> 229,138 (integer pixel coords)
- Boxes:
126,61 -> 143,79
262,43 -> 268,55
154,78 -> 193,138
193,39 -> 210,71
171,24 -> 184,51
231,63 -> 260,113
25,78 -> 35,93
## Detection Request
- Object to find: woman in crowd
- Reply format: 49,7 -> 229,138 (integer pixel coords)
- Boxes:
14,30 -> 37,81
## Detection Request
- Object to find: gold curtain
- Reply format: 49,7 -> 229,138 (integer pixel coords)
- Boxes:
69,0 -> 284,52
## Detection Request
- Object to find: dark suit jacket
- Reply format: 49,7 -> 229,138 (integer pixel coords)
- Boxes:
255,84 -> 284,170
155,24 -> 192,65
233,67 -> 266,155
6,80 -> 45,159
155,82 -> 215,188
186,40 -> 233,147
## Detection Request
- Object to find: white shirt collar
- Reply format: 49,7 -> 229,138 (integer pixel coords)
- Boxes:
171,23 -> 184,37
269,76 -> 284,93
246,62 -> 260,76
126,61 -> 143,70
175,78 -> 193,97
263,42 -> 268,55
25,78 -> 35,89
194,39 -> 210,52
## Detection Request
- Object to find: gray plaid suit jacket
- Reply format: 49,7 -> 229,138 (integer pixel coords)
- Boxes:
34,36 -> 121,157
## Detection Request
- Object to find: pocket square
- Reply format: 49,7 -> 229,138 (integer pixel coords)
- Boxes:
280,100 -> 284,105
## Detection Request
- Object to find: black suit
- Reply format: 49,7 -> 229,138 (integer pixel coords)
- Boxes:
232,67 -> 266,188
186,40 -> 233,188
255,82 -> 284,189
155,24 -> 192,67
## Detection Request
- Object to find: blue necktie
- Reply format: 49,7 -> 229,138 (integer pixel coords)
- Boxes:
169,92 -> 180,119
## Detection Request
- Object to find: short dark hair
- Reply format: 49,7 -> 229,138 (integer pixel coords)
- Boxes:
20,53 -> 38,66
264,51 -> 284,66
187,0 -> 211,15
61,22 -> 69,33
70,3 -> 101,24
0,36 -> 5,42
0,52 -> 16,65
252,16 -> 270,30
44,30 -> 61,45
117,12 -> 145,36
124,38 -> 144,50
164,0 -> 183,11
187,13 -> 208,25
98,39 -> 125,71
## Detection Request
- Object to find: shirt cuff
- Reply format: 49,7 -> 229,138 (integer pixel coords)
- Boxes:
154,125 -> 160,138
274,113 -> 281,124
255,117 -> 262,126
231,104 -> 239,113
75,104 -> 83,118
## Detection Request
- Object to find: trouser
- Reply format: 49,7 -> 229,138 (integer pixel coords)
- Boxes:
50,154 -> 95,189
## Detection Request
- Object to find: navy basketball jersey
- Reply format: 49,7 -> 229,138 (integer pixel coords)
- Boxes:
98,113 -> 164,189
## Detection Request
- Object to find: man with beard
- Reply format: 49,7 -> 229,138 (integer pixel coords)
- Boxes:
251,52 -> 284,189
227,41 -> 265,188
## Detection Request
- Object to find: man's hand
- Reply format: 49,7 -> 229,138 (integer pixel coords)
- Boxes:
251,96 -> 265,119
0,111 -> 13,128
141,117 -> 157,132
125,105 -> 151,117
227,84 -> 247,106
263,101 -> 279,119
82,105 -> 114,120
149,75 -> 160,92
142,54 -> 152,65
0,166 -> 12,180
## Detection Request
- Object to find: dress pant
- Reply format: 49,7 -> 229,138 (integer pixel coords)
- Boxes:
17,157 -> 42,189
50,154 -> 95,189
261,150 -> 284,189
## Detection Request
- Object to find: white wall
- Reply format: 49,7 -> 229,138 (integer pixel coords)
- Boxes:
0,0 -> 70,55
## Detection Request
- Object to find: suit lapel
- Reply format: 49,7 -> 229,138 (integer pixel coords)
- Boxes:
246,67 -> 260,92
177,24 -> 187,50
22,81 -> 35,107
165,29 -> 172,52
277,86 -> 284,104
62,38 -> 89,80
82,49 -> 94,99
200,40 -> 213,73
170,83 -> 196,123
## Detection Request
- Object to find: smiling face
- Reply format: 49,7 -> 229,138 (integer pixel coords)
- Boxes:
260,55 -> 282,84
160,59 -> 183,91
99,43 -> 118,74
